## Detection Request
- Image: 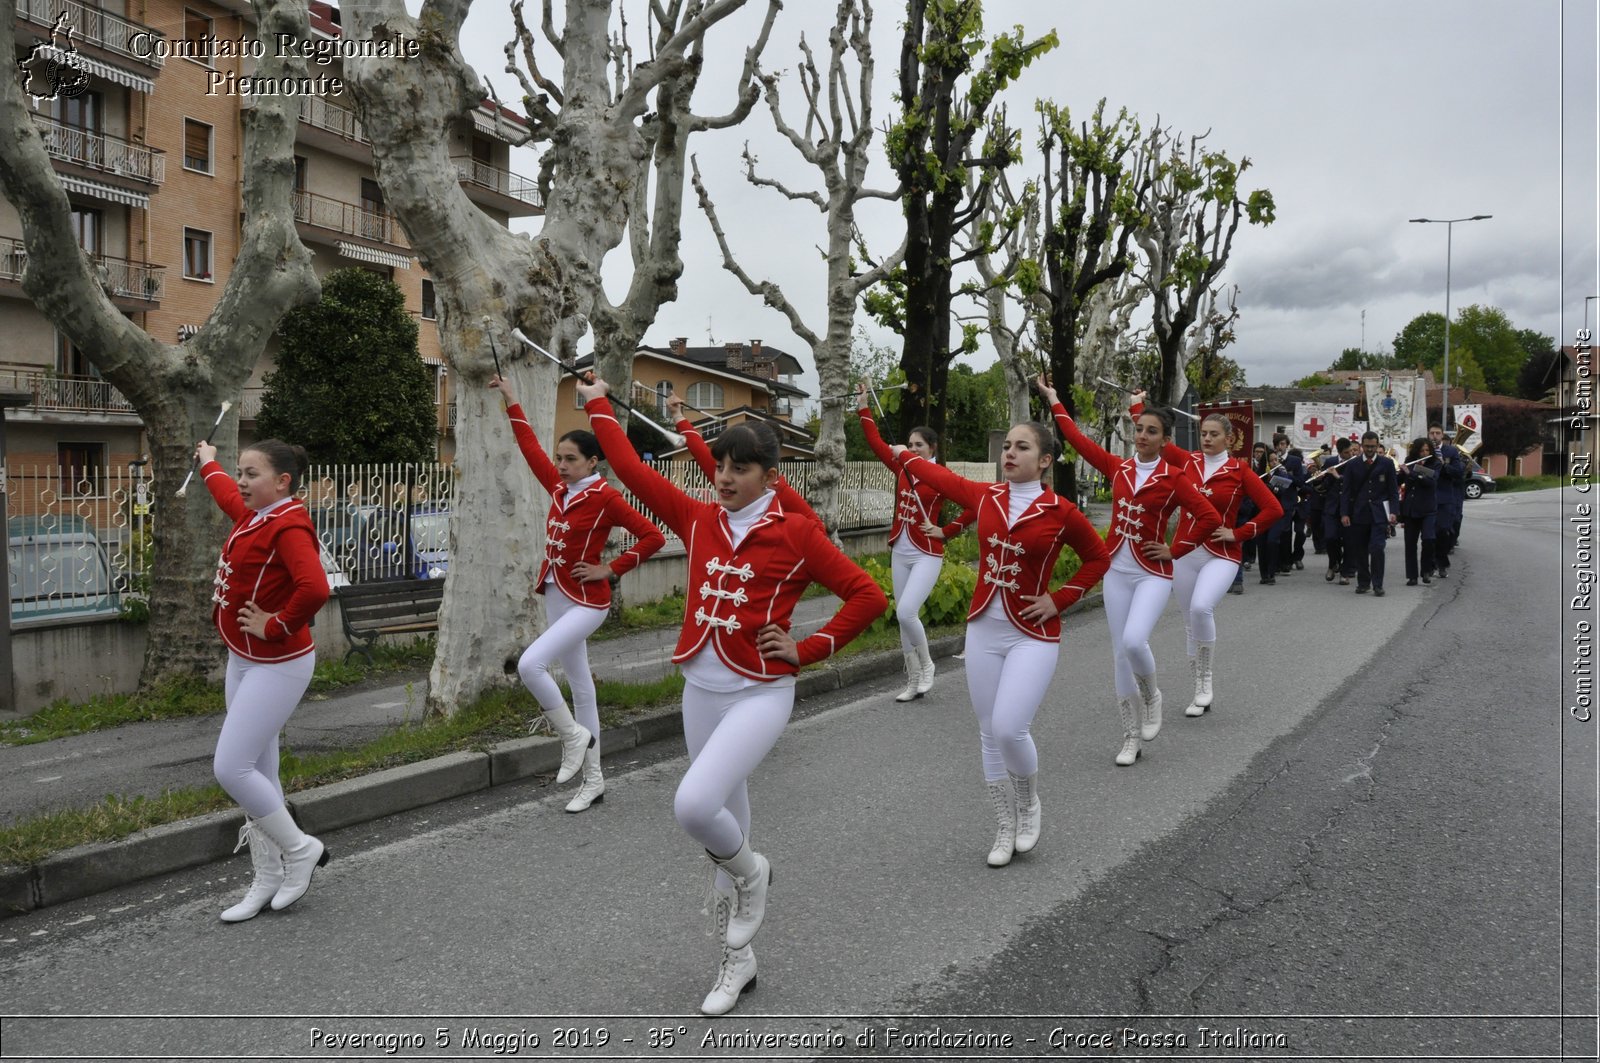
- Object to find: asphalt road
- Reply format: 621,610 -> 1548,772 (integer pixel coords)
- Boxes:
0,488 -> 1591,1062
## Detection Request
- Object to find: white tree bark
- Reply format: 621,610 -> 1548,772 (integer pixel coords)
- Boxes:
968,171 -> 1043,426
690,0 -> 903,531
341,0 -> 767,711
0,0 -> 319,688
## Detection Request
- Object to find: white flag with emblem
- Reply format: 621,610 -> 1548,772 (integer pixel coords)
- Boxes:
1290,402 -> 1338,450
1453,404 -> 1483,453
1327,403 -> 1359,441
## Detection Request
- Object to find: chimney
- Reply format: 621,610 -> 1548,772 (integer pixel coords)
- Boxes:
725,340 -> 745,372
750,339 -> 762,359
749,338 -> 774,380
670,337 -> 687,356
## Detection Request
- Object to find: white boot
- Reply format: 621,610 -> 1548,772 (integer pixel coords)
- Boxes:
565,745 -> 605,813
894,650 -> 922,702
709,841 -> 771,950
914,641 -> 935,695
544,704 -> 594,784
1115,695 -> 1142,766
1193,644 -> 1215,712
985,779 -> 1015,867
700,945 -> 757,1015
1185,657 -> 1205,717
1134,671 -> 1163,741
1011,772 -> 1041,854
220,819 -> 283,923
255,806 -> 329,912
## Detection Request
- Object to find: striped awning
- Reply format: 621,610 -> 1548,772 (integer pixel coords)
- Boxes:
57,173 -> 149,208
76,54 -> 154,94
336,241 -> 411,270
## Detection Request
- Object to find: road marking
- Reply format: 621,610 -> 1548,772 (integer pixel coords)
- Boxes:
34,776 -> 62,784
371,701 -> 404,709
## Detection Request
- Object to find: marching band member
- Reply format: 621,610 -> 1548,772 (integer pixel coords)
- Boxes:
1128,395 -> 1282,717
195,438 -> 331,922
1319,438 -> 1356,583
492,375 -> 667,812
1398,437 -> 1439,586
1042,379 -> 1220,765
1429,423 -> 1466,577
888,421 -> 1109,868
578,377 -> 886,1017
1265,450 -> 1305,584
1339,431 -> 1400,596
858,380 -> 976,702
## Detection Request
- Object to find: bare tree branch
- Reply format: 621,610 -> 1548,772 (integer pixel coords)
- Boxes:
687,0 -> 780,132
742,142 -> 827,209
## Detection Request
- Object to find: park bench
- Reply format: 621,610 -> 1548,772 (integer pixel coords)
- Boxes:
335,578 -> 443,665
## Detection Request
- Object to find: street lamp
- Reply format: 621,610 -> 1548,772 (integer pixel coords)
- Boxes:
1409,214 -> 1492,430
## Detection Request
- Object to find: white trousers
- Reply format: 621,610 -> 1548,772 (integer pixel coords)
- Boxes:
963,606 -> 1060,781
1102,558 -> 1172,698
215,651 -> 316,819
675,680 -> 794,862
518,590 -> 608,747
1171,549 -> 1240,654
891,540 -> 943,655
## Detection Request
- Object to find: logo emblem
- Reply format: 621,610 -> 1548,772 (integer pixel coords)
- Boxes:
20,14 -> 90,102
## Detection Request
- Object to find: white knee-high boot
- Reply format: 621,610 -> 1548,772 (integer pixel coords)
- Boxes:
700,886 -> 757,1015
1193,644 -> 1214,712
1134,671 -> 1163,741
565,745 -> 605,813
914,642 -> 935,694
894,650 -> 922,702
1011,772 -> 1041,854
255,806 -> 329,911
708,841 -> 771,950
1115,695 -> 1142,766
985,779 -> 1015,867
220,819 -> 283,923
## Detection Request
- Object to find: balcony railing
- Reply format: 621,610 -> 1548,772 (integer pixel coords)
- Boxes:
33,115 -> 166,185
239,387 -> 266,420
451,156 -> 543,209
299,95 -> 367,143
0,236 -> 163,302
0,368 -> 136,415
15,0 -> 167,70
292,190 -> 404,247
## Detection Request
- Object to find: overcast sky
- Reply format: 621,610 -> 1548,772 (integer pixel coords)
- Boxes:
446,0 -> 1597,403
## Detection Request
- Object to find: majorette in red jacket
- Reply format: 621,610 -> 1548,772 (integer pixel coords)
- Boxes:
588,397 -> 887,679
507,402 -> 666,607
1125,401 -> 1282,562
1050,403 -> 1222,577
896,454 -> 1110,642
859,406 -> 976,555
672,417 -> 825,530
202,461 -> 330,663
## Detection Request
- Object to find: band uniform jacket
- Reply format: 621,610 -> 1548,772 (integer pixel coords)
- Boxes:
1397,457 -> 1439,519
672,417 -> 825,531
1051,403 -> 1222,577
588,397 -> 887,679
202,461 -> 330,663
507,402 -> 667,608
1433,443 -> 1467,520
1339,454 -> 1400,525
896,454 -> 1110,642
1155,441 -> 1283,563
859,405 -> 977,555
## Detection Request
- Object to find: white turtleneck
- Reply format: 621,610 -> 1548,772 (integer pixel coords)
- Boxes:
1132,455 -> 1160,493
560,472 -> 602,508
1006,479 -> 1044,528
724,489 -> 776,548
1202,450 -> 1229,481
246,495 -> 294,527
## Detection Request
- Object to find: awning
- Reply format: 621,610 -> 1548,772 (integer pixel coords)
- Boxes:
76,54 -> 155,94
57,173 -> 149,208
336,241 -> 411,270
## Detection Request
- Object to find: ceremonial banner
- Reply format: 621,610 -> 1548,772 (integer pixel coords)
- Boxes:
1327,403 -> 1359,441
1363,372 -> 1417,450
1197,400 -> 1255,457
1453,404 -> 1484,453
1290,402 -> 1339,450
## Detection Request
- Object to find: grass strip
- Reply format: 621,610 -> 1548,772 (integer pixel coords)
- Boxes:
1493,474 -> 1578,493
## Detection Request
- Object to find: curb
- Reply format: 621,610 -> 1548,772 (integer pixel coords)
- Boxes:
0,591 -> 1101,920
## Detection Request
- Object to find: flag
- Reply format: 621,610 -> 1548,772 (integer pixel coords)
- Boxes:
1364,373 -> 1416,451
1197,400 -> 1255,457
1290,402 -> 1339,450
1453,404 -> 1483,453
1327,403 -> 1359,441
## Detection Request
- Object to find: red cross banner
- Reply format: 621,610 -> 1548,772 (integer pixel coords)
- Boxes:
1197,400 -> 1256,457
1453,404 -> 1483,454
1290,402 -> 1338,450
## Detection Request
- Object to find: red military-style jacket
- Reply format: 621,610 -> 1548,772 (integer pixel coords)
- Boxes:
507,403 -> 666,607
859,406 -> 976,555
589,397 -> 887,679
897,454 -> 1110,642
672,418 -> 824,530
202,462 -> 329,663
1051,403 -> 1222,577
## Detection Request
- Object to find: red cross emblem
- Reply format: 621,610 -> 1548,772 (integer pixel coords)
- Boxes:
1301,416 -> 1325,436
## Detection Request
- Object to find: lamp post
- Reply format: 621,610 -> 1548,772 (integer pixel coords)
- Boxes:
1409,214 -> 1491,430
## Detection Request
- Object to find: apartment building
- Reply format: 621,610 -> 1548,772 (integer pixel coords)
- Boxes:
2,0 -> 539,488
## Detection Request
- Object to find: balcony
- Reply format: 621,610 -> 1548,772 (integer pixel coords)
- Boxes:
33,115 -> 166,189
292,190 -> 407,253
239,387 -> 266,421
0,368 -> 138,422
290,95 -> 374,163
452,156 -> 544,218
15,0 -> 166,71
0,236 -> 164,308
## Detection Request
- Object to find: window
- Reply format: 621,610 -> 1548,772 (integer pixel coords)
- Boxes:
50,92 -> 100,133
184,9 -> 213,64
686,381 -> 724,412
293,155 -> 306,192
360,178 -> 387,240
183,119 -> 213,174
655,379 -> 672,413
55,333 -> 100,379
421,279 -> 436,320
183,228 -> 212,280
69,208 -> 101,255
58,442 -> 107,497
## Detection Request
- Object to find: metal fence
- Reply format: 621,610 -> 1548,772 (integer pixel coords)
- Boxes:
5,458 -> 997,615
